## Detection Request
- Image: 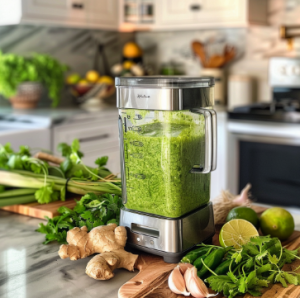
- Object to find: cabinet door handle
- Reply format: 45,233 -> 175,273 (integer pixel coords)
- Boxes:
72,3 -> 84,9
190,4 -> 201,11
78,134 -> 109,143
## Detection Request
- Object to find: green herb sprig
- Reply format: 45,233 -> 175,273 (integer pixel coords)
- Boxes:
0,140 -> 121,205
205,236 -> 300,298
36,193 -> 123,244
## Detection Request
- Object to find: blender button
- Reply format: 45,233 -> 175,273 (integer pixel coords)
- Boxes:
137,237 -> 140,242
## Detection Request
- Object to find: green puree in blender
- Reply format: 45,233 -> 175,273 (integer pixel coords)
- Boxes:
124,111 -> 210,218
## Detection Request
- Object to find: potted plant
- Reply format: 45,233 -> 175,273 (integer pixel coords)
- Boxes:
0,51 -> 68,108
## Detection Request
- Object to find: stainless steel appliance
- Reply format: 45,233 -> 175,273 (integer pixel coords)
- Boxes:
116,76 -> 217,262
229,58 -> 300,123
227,57 -> 300,207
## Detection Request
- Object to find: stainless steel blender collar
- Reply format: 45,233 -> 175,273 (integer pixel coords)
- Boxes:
116,76 -> 215,110
115,76 -> 214,88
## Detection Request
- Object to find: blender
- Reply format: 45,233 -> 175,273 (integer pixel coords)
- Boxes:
116,76 -> 217,263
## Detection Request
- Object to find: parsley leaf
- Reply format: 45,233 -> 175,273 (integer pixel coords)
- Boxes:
250,235 -> 272,246
283,248 -> 299,263
243,242 -> 260,256
283,272 -> 298,285
35,184 -> 59,204
95,156 -> 108,167
268,253 -> 280,265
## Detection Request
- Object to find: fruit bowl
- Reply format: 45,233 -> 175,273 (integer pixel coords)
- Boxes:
66,71 -> 115,105
70,84 -> 94,97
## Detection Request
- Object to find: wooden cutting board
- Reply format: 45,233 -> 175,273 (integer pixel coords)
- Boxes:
1,198 -> 77,219
119,227 -> 300,298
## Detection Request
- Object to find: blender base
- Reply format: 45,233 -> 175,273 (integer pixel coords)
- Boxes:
120,202 -> 215,263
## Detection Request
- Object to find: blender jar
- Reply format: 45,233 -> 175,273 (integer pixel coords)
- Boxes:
116,76 -> 216,218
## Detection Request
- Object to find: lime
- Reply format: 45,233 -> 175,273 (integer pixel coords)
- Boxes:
219,219 -> 259,249
66,73 -> 81,85
260,207 -> 294,240
226,206 -> 259,228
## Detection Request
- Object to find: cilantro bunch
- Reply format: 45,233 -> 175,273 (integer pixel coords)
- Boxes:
36,193 -> 123,244
206,236 -> 300,298
57,139 -> 112,180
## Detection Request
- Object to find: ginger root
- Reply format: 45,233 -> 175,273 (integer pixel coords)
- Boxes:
58,223 -> 139,280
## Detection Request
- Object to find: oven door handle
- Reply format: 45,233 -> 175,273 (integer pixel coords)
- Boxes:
190,108 -> 217,173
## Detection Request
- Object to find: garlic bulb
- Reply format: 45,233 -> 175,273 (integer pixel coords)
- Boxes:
179,263 -> 194,275
168,266 -> 190,296
184,267 -> 217,298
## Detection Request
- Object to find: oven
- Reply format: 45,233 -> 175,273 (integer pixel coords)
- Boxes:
227,120 -> 300,207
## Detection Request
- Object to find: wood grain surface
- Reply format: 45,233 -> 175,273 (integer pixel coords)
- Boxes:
119,207 -> 300,298
1,198 -> 77,219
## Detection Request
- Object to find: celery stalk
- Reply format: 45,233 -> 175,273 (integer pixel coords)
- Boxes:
0,188 -> 37,198
0,170 -> 122,196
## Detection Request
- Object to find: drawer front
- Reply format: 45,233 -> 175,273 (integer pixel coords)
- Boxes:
53,119 -> 120,172
53,120 -> 119,153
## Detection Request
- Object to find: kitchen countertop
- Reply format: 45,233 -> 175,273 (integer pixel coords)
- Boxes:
2,205 -> 300,298
0,210 -> 138,298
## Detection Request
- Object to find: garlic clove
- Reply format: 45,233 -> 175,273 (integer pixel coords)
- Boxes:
184,267 -> 216,298
168,266 -> 190,296
179,263 -> 194,275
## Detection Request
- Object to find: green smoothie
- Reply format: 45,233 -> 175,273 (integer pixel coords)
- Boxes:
123,110 -> 210,218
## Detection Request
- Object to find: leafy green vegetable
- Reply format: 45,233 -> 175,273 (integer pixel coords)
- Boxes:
205,235 -> 300,298
0,140 -> 121,206
0,51 -> 68,107
57,139 -> 111,180
36,193 -> 123,244
35,184 -> 60,204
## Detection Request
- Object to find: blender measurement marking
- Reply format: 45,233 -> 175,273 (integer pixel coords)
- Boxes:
128,126 -> 142,132
132,173 -> 146,180
130,153 -> 143,159
130,141 -> 144,147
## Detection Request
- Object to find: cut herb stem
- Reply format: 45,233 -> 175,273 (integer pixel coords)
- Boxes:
0,195 -> 36,207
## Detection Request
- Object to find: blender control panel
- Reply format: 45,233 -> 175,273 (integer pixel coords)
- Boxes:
129,232 -> 160,249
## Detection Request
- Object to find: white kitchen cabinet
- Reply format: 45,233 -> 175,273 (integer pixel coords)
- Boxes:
22,0 -> 72,21
0,0 -> 119,30
157,0 -> 200,25
85,0 -> 119,29
156,0 -> 268,29
0,0 -> 268,30
120,0 -> 268,31
53,110 -> 120,175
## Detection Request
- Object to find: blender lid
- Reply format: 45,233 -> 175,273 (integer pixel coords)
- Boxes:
115,76 -> 215,88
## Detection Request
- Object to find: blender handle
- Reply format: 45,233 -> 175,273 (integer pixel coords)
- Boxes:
190,108 -> 217,173
118,115 -> 127,204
